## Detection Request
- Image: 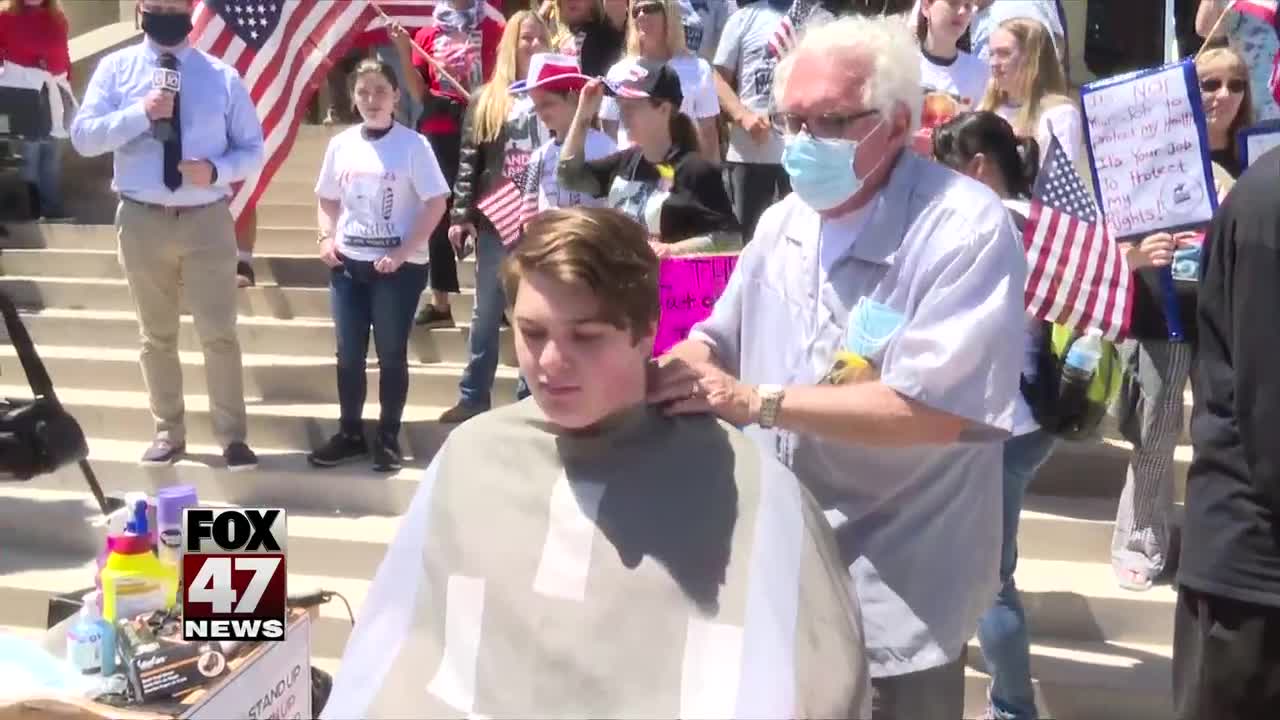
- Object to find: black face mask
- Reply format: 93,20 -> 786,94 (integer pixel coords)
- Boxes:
141,10 -> 193,48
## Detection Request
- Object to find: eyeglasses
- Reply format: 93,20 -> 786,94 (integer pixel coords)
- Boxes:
631,3 -> 664,18
1200,78 -> 1247,94
770,109 -> 880,139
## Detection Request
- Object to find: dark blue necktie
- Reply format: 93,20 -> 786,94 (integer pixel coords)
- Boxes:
161,53 -> 183,192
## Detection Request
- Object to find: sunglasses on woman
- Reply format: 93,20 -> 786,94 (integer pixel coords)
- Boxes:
632,2 -> 664,17
1200,77 -> 1247,94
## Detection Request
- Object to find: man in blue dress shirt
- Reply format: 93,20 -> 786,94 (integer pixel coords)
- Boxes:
70,0 -> 264,470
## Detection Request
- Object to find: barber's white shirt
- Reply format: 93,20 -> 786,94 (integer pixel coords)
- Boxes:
692,152 -> 1026,676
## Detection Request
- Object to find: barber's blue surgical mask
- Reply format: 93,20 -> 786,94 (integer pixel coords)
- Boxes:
781,122 -> 885,212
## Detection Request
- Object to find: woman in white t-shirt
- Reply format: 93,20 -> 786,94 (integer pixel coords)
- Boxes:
599,0 -> 721,164
916,0 -> 990,111
931,110 -> 1054,720
978,17 -> 1085,174
312,59 -> 450,472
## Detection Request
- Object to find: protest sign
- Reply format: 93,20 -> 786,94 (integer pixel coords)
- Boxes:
1082,59 -> 1219,240
654,254 -> 738,357
1239,120 -> 1280,168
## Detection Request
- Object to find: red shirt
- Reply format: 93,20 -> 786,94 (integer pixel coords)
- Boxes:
411,16 -> 504,136
0,8 -> 71,79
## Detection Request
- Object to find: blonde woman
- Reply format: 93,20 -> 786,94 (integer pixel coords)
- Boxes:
1108,46 -> 1255,594
978,17 -> 1083,171
1196,0 -> 1280,121
1197,46 -> 1255,186
540,0 -> 627,76
599,0 -> 722,164
438,11 -> 550,424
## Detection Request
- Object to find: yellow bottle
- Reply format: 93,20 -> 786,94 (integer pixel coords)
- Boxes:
100,534 -> 177,623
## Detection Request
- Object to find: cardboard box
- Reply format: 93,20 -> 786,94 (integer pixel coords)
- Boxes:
0,611 -> 311,720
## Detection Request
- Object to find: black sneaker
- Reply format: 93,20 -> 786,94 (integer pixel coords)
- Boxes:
236,260 -> 256,288
414,304 -> 455,329
372,433 -> 403,473
140,438 -> 185,466
438,402 -> 485,424
307,432 -> 368,467
224,442 -> 258,472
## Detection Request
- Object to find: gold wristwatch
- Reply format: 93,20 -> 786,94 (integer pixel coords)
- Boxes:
757,384 -> 785,429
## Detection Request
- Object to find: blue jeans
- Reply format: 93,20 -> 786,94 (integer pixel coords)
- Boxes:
330,257 -> 429,438
21,139 -> 65,217
375,43 -> 424,127
458,229 -> 510,408
977,429 -> 1057,720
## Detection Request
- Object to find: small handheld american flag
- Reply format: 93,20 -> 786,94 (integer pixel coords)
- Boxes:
476,163 -> 540,248
766,0 -> 817,59
1022,134 -> 1132,341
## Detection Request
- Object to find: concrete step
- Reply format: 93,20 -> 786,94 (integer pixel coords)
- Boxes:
0,248 -> 479,288
0,384 -> 459,458
1014,557 -> 1176,646
0,275 -> 478,321
0,486 -> 397,577
1018,494 -> 1184,565
10,438 -> 424,517
963,639 -> 1172,720
255,202 -> 317,228
1029,436 -> 1190,503
13,309 -> 516,366
0,346 -> 516,407
259,179 -> 326,205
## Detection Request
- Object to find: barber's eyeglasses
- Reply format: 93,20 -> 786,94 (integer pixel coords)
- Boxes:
770,109 -> 880,139
632,3 -> 664,18
1199,78 -> 1247,94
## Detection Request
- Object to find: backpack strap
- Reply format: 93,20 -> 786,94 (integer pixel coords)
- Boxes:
0,290 -> 57,400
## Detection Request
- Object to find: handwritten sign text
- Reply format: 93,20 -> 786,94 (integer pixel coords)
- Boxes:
1083,62 -> 1215,239
654,254 -> 739,356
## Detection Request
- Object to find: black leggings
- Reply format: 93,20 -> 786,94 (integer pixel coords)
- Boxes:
426,129 -> 461,295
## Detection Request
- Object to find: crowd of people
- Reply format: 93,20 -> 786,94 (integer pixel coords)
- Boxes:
4,0 -> 1279,716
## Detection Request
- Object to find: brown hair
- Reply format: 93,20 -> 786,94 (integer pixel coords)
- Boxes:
502,207 -> 660,341
470,11 -> 551,144
347,58 -> 400,94
977,17 -> 1071,138
1196,47 -> 1255,161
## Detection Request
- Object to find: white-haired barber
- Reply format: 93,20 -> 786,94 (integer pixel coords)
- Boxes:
650,14 -> 1027,719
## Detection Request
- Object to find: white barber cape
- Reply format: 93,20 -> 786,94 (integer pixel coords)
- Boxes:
322,400 -> 871,720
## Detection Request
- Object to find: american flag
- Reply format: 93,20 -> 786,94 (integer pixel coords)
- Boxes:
477,163 -> 540,248
188,0 -> 504,221
766,0 -> 817,59
1022,134 -> 1132,341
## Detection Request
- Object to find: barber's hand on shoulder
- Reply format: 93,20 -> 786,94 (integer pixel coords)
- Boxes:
648,239 -> 672,258
319,233 -> 341,268
143,89 -> 175,121
647,355 -> 756,427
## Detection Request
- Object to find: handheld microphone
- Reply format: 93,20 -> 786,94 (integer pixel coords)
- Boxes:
151,54 -> 181,143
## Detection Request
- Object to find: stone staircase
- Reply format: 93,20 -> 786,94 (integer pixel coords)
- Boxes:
0,125 -> 1190,718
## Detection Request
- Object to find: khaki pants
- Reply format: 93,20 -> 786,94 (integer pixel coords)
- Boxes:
116,198 -> 247,447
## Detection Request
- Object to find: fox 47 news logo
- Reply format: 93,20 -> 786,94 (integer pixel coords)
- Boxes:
182,507 -> 287,642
